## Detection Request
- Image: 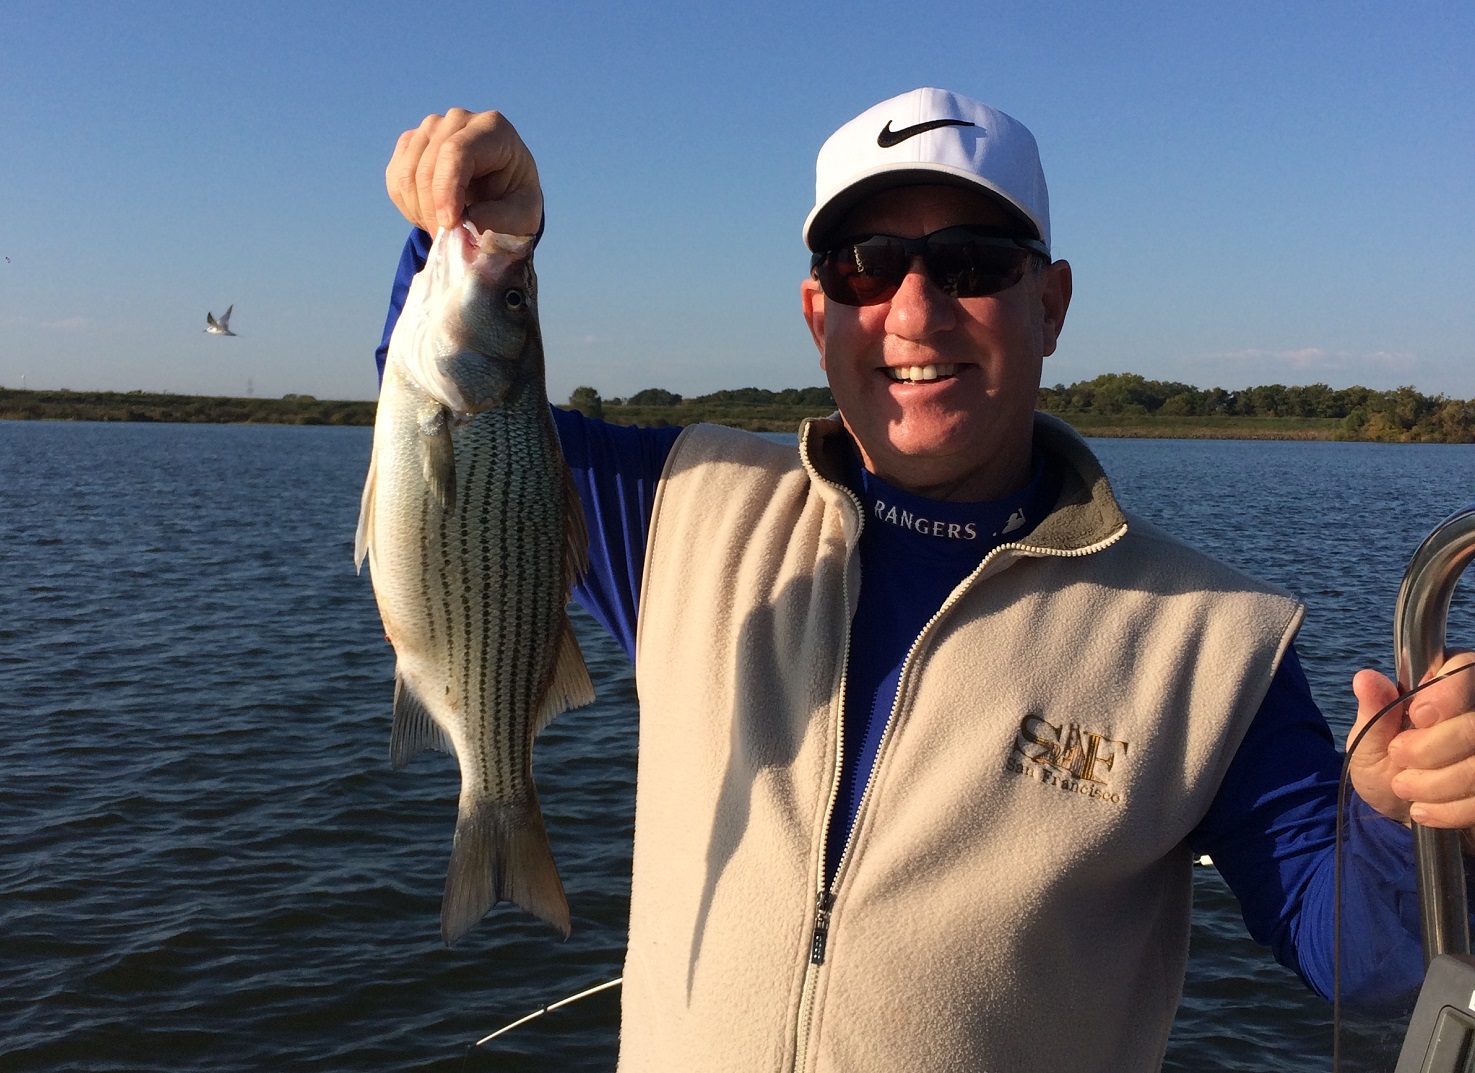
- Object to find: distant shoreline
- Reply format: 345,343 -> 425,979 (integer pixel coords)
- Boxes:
0,388 -> 1466,443
0,388 -> 376,427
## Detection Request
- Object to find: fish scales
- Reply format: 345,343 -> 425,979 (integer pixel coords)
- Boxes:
356,223 -> 593,945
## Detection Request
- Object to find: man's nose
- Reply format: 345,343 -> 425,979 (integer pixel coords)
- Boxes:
885,256 -> 955,338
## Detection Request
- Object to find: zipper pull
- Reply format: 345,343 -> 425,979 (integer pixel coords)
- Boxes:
809,891 -> 834,965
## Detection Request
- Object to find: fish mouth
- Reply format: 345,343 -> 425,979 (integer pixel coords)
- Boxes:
450,222 -> 480,267
455,221 -> 533,257
883,363 -> 960,384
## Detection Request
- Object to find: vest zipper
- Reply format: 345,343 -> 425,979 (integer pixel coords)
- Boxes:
826,538 -> 1036,886
809,889 -> 835,964
793,453 -> 862,1073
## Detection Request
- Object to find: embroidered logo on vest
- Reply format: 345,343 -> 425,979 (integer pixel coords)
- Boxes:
1007,712 -> 1129,804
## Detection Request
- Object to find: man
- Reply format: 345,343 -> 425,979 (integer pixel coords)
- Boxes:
378,89 -> 1475,1072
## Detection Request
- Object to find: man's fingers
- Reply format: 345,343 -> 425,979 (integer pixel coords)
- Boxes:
1393,750 -> 1475,807
1405,651 -> 1475,730
414,109 -> 475,232
386,126 -> 432,230
1390,709 -> 1475,774
1346,668 -> 1411,822
1349,668 -> 1403,758
385,109 -> 541,235
1407,795 -> 1475,831
434,113 -> 542,235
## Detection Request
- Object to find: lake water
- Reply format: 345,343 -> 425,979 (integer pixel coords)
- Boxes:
5,420 -> 1475,1072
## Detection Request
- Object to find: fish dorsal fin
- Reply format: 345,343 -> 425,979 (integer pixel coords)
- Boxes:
561,462 -> 589,590
390,673 -> 455,769
533,615 -> 595,736
417,407 -> 457,513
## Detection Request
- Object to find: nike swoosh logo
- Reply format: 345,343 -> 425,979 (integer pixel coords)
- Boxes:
876,118 -> 977,148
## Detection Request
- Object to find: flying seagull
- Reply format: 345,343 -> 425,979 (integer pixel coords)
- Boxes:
205,305 -> 236,336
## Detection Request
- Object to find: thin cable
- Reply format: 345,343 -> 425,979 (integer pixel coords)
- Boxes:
1332,662 -> 1475,1072
460,977 -> 622,1070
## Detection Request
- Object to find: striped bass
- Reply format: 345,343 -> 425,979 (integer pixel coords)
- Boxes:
355,221 -> 593,944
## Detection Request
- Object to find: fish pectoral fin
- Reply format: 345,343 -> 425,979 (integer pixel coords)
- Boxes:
354,445 -> 378,573
533,615 -> 596,735
561,462 -> 590,587
442,798 -> 570,944
417,407 -> 457,513
390,673 -> 455,769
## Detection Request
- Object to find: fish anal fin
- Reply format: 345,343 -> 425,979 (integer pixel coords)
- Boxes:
441,798 -> 570,944
533,615 -> 595,736
417,408 -> 457,513
390,673 -> 455,769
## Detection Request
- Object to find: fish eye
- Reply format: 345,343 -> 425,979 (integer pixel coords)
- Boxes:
504,289 -> 525,310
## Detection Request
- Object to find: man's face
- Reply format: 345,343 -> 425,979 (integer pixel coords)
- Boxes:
801,184 -> 1071,502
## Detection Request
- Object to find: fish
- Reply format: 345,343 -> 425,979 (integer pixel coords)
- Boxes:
354,221 -> 593,944
205,305 -> 236,336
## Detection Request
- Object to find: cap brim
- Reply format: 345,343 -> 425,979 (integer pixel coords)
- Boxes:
803,165 -> 1043,251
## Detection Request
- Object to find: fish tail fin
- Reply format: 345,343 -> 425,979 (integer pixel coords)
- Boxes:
441,797 -> 570,945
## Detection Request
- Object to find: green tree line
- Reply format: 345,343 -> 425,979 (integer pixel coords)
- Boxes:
1036,373 -> 1475,443
6,376 -> 1475,443
566,385 -> 837,431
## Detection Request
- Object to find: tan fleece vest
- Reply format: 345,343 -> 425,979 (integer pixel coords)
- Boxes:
618,413 -> 1304,1073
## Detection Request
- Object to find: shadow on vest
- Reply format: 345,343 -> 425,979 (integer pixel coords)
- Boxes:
686,567 -> 840,1000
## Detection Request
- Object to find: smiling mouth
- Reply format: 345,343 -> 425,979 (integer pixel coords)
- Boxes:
884,363 -> 959,383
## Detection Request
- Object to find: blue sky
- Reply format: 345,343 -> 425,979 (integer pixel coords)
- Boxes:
2,1 -> 1470,404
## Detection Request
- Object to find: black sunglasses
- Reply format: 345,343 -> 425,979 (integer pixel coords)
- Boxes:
810,226 -> 1049,307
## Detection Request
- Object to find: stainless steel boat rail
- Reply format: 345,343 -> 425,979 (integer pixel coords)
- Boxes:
1394,505 -> 1475,963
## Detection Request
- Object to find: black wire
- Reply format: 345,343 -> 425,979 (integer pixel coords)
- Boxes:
1332,661 -> 1475,1072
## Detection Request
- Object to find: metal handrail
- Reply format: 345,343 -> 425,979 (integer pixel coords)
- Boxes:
1393,506 -> 1475,963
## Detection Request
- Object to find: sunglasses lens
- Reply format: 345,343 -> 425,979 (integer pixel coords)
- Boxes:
816,238 -> 906,306
925,230 -> 1030,298
815,229 -> 1034,306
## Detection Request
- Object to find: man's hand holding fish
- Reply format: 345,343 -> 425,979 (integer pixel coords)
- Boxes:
385,107 -> 542,237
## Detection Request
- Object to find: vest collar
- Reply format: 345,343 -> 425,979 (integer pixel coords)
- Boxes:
797,410 -> 1128,556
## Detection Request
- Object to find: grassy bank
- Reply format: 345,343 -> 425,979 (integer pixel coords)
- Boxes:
582,404 -> 1352,438
591,401 -> 827,432
1058,413 -> 1344,440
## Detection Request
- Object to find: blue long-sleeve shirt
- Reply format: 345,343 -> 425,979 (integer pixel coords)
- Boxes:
375,227 -> 1440,1012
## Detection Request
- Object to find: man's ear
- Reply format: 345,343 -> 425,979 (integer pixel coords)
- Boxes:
801,277 -> 827,369
1040,260 -> 1072,358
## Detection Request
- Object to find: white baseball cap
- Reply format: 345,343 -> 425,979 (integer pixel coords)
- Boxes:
802,88 -> 1051,253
